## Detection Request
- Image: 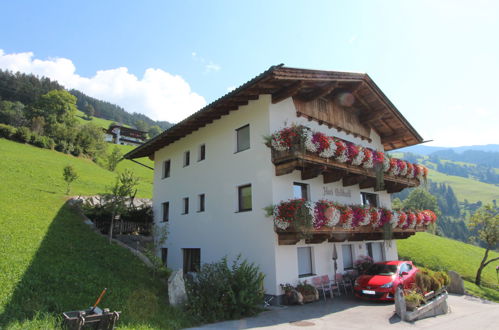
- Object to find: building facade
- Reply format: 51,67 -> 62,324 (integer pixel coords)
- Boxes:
125,65 -> 429,298
105,124 -> 147,146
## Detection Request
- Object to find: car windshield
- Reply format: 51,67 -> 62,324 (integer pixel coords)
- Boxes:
365,264 -> 398,276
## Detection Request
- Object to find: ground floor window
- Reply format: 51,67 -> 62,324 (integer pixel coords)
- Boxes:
342,244 -> 354,270
183,248 -> 200,273
161,248 -> 168,266
366,242 -> 384,262
297,246 -> 314,277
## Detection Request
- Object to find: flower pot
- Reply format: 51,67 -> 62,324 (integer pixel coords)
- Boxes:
405,301 -> 419,311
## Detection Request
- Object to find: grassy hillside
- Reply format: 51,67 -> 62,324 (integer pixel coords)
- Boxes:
398,232 -> 499,302
0,138 -> 191,329
428,169 -> 499,203
75,110 -> 130,130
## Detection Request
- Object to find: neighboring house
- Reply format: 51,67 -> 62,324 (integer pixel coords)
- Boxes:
124,65 -> 431,301
105,124 -> 147,146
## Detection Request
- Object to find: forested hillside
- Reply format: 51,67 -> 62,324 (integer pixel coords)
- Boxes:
0,69 -> 172,136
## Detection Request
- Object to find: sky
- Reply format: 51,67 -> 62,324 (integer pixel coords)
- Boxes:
0,0 -> 497,147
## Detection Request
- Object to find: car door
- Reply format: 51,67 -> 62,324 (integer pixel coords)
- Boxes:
399,263 -> 411,289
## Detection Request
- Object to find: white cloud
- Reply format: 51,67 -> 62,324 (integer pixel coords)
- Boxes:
205,62 -> 221,73
191,51 -> 221,73
0,49 -> 206,123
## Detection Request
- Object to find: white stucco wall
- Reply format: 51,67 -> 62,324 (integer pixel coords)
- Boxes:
153,95 -> 280,294
269,98 -> 396,291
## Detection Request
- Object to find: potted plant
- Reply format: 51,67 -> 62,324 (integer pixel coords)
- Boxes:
404,290 -> 424,311
295,281 -> 319,303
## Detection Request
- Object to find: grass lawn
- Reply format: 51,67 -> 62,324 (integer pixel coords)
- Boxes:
397,232 -> 499,302
75,110 -> 129,130
0,138 -> 194,329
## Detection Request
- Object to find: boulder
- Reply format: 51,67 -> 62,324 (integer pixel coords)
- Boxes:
447,270 -> 465,295
168,269 -> 187,306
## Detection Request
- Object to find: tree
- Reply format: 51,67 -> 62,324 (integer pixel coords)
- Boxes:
84,103 -> 95,119
403,188 -> 440,215
106,170 -> 139,243
468,204 -> 499,286
32,90 -> 78,126
0,100 -> 27,127
134,119 -> 149,132
107,147 -> 123,171
148,125 -> 162,139
31,116 -> 46,135
63,165 -> 78,195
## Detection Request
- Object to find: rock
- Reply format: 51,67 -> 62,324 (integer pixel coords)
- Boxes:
394,286 -> 406,320
447,270 -> 465,295
168,269 -> 187,306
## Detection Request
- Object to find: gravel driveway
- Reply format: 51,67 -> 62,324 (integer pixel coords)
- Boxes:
188,294 -> 498,329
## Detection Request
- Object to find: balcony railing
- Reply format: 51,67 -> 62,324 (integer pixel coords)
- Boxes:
266,126 -> 428,193
266,199 -> 436,245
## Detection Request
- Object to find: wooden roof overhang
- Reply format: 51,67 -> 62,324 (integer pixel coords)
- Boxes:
124,64 -> 423,160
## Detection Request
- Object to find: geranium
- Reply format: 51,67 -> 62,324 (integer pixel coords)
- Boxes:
362,148 -> 374,168
425,210 -> 437,223
273,198 -> 312,230
398,160 -> 408,177
379,208 -> 393,227
335,140 -> 349,163
373,151 -> 385,166
388,158 -> 400,176
383,156 -> 391,172
416,165 -> 426,181
340,206 -> 354,229
346,142 -> 360,164
390,211 -> 399,229
319,137 -> 337,158
416,212 -> 424,225
398,211 -> 408,229
271,127 -> 301,151
407,212 -> 417,229
312,132 -> 330,154
314,200 -> 341,228
369,207 -> 381,227
351,206 -> 366,228
351,146 -> 365,166
406,163 -> 415,179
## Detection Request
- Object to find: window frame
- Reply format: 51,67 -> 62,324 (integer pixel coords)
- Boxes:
182,197 -> 189,215
297,246 -> 314,277
293,182 -> 310,201
198,144 -> 206,162
361,192 -> 378,207
183,150 -> 190,167
163,160 -> 171,179
237,184 -> 252,212
342,244 -> 354,270
183,248 -> 201,273
162,201 -> 170,222
198,193 -> 205,212
235,124 -> 250,153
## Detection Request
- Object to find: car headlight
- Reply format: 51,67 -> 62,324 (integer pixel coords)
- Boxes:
380,282 -> 393,288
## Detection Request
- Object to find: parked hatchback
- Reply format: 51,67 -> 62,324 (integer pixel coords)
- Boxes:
354,261 -> 418,301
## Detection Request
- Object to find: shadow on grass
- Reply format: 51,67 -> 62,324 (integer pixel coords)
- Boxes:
0,201 -> 193,329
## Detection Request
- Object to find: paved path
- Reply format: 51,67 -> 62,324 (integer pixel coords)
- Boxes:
189,294 -> 498,329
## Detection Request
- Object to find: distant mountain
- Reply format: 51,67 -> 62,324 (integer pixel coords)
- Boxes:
398,144 -> 499,155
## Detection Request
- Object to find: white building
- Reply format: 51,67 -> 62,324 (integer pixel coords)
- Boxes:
105,124 -> 147,146
124,65 -> 427,300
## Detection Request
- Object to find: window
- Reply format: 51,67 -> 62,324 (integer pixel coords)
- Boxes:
293,182 -> 309,200
162,202 -> 169,222
297,247 -> 313,277
366,242 -> 384,262
238,184 -> 252,212
361,192 -> 378,207
198,194 -> 205,212
161,248 -> 168,266
236,124 -> 250,152
163,160 -> 171,178
342,244 -> 354,269
183,151 -> 190,167
182,197 -> 189,214
183,248 -> 200,273
198,144 -> 206,161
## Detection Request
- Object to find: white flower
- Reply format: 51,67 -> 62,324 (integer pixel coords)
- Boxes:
325,206 -> 341,227
274,218 -> 290,230
416,165 -> 425,181
399,163 -> 408,177
271,131 -> 290,151
383,157 -> 390,172
406,165 -> 415,179
363,153 -> 374,169
319,137 -> 337,158
391,211 -> 399,229
352,147 -> 365,166
304,130 -> 318,153
342,207 -> 354,230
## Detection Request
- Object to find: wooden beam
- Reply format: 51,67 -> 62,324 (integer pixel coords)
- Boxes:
359,110 -> 385,124
359,177 -> 376,189
342,173 -> 362,187
275,160 -> 299,176
278,233 -> 301,245
301,165 -> 327,180
305,234 -> 330,244
323,170 -> 346,183
299,82 -> 338,102
272,81 -> 304,104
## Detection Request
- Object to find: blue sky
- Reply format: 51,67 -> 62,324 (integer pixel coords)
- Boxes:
0,0 -> 497,147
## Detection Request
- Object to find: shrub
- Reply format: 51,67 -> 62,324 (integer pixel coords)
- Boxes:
13,126 -> 32,143
404,289 -> 424,310
0,123 -> 16,138
186,256 -> 265,323
295,281 -> 316,296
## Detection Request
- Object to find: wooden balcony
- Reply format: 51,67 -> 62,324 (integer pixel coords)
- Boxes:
271,148 -> 421,193
276,226 -> 426,245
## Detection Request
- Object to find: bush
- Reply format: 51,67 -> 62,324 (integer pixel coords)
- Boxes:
13,126 -> 32,143
0,123 -> 16,138
186,256 -> 265,323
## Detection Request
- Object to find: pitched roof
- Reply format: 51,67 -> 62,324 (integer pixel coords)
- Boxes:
124,65 -> 423,159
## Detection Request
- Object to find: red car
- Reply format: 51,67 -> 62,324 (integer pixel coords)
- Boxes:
354,261 -> 418,301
